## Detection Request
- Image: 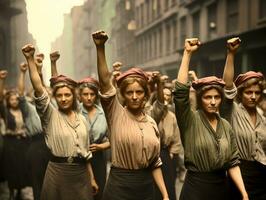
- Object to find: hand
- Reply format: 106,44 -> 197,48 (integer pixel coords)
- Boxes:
19,62 -> 28,72
92,30 -> 108,46
35,57 -> 43,73
188,70 -> 198,81
151,71 -> 161,83
184,38 -> 200,53
112,61 -> 122,71
160,75 -> 169,83
22,44 -> 35,59
227,37 -> 241,54
89,143 -> 103,152
50,51 -> 60,62
112,71 -> 121,79
90,178 -> 99,195
0,70 -> 8,79
36,53 -> 44,61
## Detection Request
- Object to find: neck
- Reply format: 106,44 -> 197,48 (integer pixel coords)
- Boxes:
84,104 -> 95,113
9,107 -> 19,111
127,107 -> 144,119
203,110 -> 217,122
244,106 -> 257,117
59,108 -> 73,116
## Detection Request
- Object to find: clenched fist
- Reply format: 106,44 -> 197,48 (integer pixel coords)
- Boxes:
184,38 -> 201,53
50,51 -> 60,62
92,30 -> 108,46
22,44 -> 35,59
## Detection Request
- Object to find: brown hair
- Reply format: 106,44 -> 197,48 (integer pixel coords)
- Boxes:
236,77 -> 264,103
53,85 -> 79,111
119,76 -> 150,101
196,85 -> 224,110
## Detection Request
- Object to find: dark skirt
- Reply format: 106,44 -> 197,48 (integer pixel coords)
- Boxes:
154,148 -> 176,200
91,150 -> 107,200
180,170 -> 230,200
41,161 -> 92,200
239,160 -> 266,200
26,134 -> 51,200
102,167 -> 154,200
2,135 -> 30,189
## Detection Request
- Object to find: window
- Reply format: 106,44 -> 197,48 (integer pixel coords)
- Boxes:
165,0 -> 169,11
226,0 -> 239,33
192,11 -> 200,37
207,3 -> 217,39
147,0 -> 150,23
159,28 -> 163,56
259,0 -> 266,19
141,4 -> 144,28
180,17 -> 187,45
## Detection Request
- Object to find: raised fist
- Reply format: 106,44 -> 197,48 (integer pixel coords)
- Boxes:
184,38 -> 200,53
112,61 -> 122,71
20,62 -> 28,72
227,37 -> 241,53
22,44 -> 35,58
36,53 -> 44,61
0,70 -> 8,79
50,51 -> 60,62
92,30 -> 108,46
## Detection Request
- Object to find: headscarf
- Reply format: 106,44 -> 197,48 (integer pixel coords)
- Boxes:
234,71 -> 264,87
116,67 -> 149,87
50,74 -> 77,88
78,77 -> 99,90
192,76 -> 225,90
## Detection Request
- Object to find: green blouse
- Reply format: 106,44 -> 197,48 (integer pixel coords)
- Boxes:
173,82 -> 239,172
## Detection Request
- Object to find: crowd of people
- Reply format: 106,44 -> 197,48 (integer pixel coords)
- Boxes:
0,31 -> 265,200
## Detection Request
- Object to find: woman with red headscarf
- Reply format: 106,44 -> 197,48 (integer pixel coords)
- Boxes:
22,44 -> 98,200
92,30 -> 169,200
173,38 -> 248,200
222,37 -> 266,200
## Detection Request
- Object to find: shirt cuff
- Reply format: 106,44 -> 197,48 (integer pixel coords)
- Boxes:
99,86 -> 117,99
224,84 -> 237,99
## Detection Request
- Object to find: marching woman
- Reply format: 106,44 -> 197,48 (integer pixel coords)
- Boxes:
173,38 -> 248,200
222,37 -> 266,200
78,76 -> 110,200
92,30 -> 169,200
22,44 -> 98,200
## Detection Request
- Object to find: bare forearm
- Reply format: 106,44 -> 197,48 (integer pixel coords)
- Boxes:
0,79 -> 5,100
156,80 -> 165,104
87,162 -> 95,181
96,46 -> 112,93
223,52 -> 235,89
27,58 -> 44,96
51,62 -> 58,77
228,166 -> 248,199
177,50 -> 192,84
17,72 -> 26,96
152,167 -> 169,199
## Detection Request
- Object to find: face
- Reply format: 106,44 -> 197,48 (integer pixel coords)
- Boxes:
124,81 -> 146,112
163,88 -> 172,105
201,88 -> 221,114
8,94 -> 19,108
54,86 -> 74,111
80,87 -> 97,108
241,84 -> 261,109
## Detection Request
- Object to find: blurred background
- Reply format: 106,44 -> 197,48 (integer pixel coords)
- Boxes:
0,0 -> 266,88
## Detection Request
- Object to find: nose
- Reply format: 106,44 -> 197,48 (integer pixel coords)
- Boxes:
251,92 -> 256,100
62,95 -> 66,101
87,94 -> 91,100
132,92 -> 137,100
210,97 -> 216,105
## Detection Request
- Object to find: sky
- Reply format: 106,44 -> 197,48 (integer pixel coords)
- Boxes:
25,0 -> 85,80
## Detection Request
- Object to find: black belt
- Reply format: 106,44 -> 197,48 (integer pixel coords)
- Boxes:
50,155 -> 86,164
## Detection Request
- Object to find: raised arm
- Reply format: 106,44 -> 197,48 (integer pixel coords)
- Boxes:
22,44 -> 45,97
177,38 -> 200,84
17,62 -> 28,96
50,51 -> 60,77
223,37 -> 241,89
35,53 -> 45,86
0,70 -> 8,101
92,31 -> 112,94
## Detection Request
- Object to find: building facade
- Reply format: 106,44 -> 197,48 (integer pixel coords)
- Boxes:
111,0 -> 266,79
